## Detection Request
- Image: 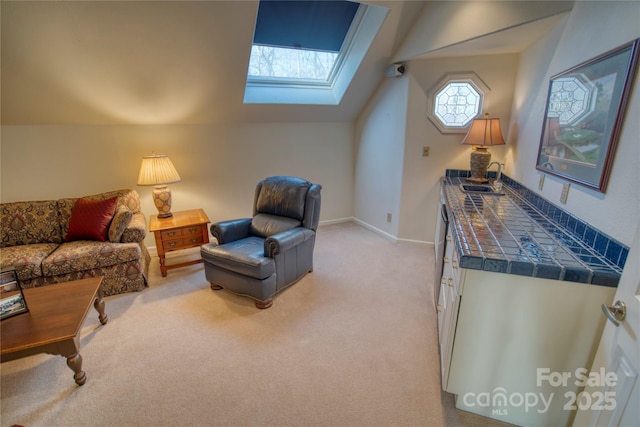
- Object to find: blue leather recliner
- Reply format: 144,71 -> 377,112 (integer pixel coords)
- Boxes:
200,176 -> 321,308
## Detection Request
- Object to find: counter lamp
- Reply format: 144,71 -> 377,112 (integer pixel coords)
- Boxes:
462,113 -> 505,183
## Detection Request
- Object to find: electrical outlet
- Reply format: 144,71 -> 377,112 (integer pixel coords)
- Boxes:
422,146 -> 430,157
560,183 -> 570,204
538,175 -> 545,190
386,213 -> 392,222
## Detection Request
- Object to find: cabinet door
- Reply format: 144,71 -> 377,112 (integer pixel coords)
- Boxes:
438,229 -> 464,389
437,277 -> 447,339
440,277 -> 461,390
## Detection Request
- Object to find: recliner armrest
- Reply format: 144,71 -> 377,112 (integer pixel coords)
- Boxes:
265,227 -> 315,257
211,218 -> 252,244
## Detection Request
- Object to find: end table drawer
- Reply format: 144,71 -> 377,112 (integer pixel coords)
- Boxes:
162,234 -> 205,251
161,226 -> 202,240
182,226 -> 202,237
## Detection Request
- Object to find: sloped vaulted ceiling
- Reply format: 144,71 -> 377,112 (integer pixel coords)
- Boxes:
1,1 -> 573,126
0,0 -> 425,125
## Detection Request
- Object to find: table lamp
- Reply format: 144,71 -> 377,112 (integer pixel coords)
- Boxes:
137,154 -> 181,218
462,113 -> 505,183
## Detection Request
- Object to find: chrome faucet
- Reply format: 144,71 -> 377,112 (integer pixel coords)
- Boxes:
487,161 -> 504,182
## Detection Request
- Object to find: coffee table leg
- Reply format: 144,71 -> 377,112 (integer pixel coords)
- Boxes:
94,290 -> 109,325
66,353 -> 86,386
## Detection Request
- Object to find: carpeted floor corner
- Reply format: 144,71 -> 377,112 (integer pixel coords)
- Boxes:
1,222 -> 511,427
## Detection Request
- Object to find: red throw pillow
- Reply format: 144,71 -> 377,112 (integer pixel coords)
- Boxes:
66,197 -> 118,242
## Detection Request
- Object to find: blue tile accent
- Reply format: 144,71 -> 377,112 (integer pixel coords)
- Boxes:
574,221 -> 586,241
442,171 -> 628,287
562,267 -> 592,283
535,264 -> 563,280
605,242 -> 622,265
459,255 -> 483,270
594,233 -> 610,256
619,249 -> 628,267
591,270 -> 621,287
583,227 -> 597,247
508,261 -> 535,276
484,258 -> 508,273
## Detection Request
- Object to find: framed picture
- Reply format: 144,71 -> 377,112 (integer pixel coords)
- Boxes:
0,270 -> 29,320
536,39 -> 640,192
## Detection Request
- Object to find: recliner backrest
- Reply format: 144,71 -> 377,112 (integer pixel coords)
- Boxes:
254,176 -> 311,220
252,176 -> 322,234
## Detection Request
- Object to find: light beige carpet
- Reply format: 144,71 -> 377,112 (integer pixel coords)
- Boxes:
1,222 -> 510,427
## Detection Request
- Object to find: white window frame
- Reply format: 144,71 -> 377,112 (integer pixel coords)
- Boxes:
244,3 -> 388,105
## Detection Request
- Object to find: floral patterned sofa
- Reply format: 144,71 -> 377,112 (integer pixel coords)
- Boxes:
0,189 -> 151,296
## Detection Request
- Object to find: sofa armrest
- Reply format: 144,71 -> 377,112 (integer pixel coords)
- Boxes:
211,219 -> 252,244
265,227 -> 314,257
121,212 -> 147,243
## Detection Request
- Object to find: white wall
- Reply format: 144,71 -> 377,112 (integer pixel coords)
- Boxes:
401,54 -> 518,242
354,75 -> 409,238
354,54 -> 518,243
510,1 -> 640,246
0,123 -> 354,247
354,1 -> 640,247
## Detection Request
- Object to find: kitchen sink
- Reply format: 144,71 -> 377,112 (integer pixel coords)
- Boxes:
459,184 -> 504,195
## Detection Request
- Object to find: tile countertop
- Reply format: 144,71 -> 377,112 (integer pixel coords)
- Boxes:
442,171 -> 629,287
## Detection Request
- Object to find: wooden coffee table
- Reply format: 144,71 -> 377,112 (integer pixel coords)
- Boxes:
0,277 -> 108,386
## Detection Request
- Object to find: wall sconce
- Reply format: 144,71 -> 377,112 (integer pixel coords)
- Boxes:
137,154 -> 181,218
462,113 -> 506,183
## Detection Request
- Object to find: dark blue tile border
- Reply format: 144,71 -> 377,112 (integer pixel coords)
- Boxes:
444,170 -> 629,287
491,172 -> 629,270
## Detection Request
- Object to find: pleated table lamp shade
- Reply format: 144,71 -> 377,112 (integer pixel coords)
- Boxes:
137,155 -> 181,218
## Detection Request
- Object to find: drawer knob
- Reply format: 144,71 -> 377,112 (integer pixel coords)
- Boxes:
168,242 -> 177,247
167,231 -> 177,237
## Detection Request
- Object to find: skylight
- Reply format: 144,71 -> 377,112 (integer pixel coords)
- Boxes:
248,45 -> 338,81
244,0 -> 388,105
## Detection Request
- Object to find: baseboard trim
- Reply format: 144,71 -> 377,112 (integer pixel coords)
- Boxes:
146,217 -> 432,256
319,217 -> 355,226
351,218 -> 432,246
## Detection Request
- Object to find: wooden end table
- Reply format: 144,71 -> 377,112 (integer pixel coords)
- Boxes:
149,208 -> 210,277
1,277 -> 108,386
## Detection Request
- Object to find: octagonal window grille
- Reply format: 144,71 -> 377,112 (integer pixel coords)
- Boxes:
434,82 -> 481,127
427,73 -> 489,134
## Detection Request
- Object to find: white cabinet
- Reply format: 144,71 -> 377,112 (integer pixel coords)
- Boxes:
436,257 -> 615,426
436,228 -> 462,389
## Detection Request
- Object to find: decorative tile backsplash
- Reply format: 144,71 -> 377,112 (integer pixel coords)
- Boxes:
443,170 -> 629,286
